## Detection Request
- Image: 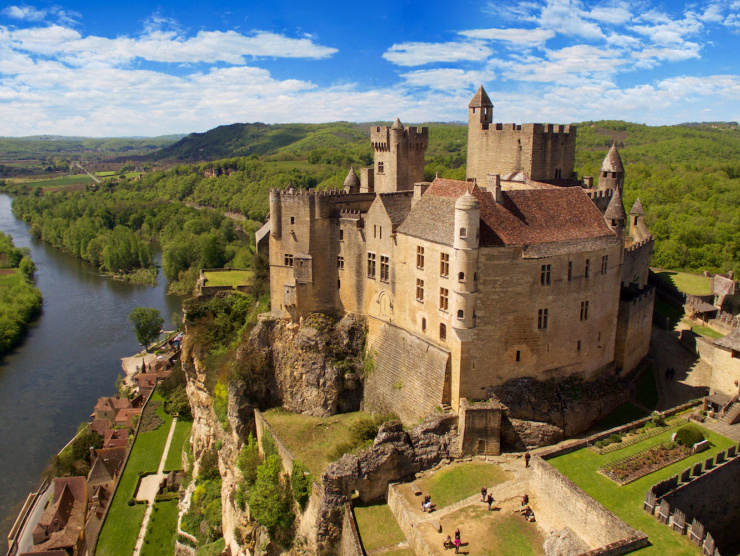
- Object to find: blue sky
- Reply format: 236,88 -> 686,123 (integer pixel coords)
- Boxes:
1,0 -> 740,136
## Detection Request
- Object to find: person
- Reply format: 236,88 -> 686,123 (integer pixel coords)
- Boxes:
487,493 -> 494,510
443,535 -> 454,550
454,528 -> 461,554
422,494 -> 432,513
521,493 -> 529,506
524,452 -> 531,468
480,486 -> 487,501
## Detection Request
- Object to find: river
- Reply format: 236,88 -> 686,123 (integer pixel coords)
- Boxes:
0,193 -> 182,536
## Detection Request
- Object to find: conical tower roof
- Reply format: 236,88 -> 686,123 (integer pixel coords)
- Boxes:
391,117 -> 404,130
601,141 -> 624,173
630,197 -> 644,216
343,167 -> 360,187
605,187 -> 626,221
469,85 -> 493,108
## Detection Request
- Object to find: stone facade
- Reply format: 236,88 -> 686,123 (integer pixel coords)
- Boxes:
267,86 -> 654,436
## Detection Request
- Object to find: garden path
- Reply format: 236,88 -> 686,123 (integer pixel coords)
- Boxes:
132,416 -> 178,556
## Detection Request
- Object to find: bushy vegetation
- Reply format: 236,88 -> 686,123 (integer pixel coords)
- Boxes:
45,426 -> 103,478
159,363 -> 192,418
328,412 -> 398,461
0,232 -> 42,356
182,447 -> 223,546
674,425 -> 705,447
290,461 -> 312,511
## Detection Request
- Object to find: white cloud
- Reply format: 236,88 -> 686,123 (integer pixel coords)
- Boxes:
460,27 -> 555,43
400,68 -> 488,90
2,5 -> 46,21
587,4 -> 632,25
538,0 -> 605,40
382,41 -> 492,66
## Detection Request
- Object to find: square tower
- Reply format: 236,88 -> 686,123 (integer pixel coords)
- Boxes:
370,118 -> 428,193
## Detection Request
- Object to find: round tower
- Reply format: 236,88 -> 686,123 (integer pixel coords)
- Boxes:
452,193 -> 480,330
343,166 -> 360,194
605,186 -> 626,235
599,141 -> 624,191
269,189 -> 281,238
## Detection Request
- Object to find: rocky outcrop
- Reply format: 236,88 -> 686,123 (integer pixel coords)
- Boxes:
491,372 -> 629,449
543,527 -> 590,556
248,313 -> 366,416
316,414 -> 459,554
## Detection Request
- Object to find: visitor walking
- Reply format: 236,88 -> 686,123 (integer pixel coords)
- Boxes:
454,528 -> 461,553
487,493 -> 494,510
480,486 -> 487,501
524,452 -> 531,467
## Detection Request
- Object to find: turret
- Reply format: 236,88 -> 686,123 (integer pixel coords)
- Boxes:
370,119 -> 428,194
605,186 -> 626,234
343,166 -> 360,194
269,189 -> 281,238
452,193 -> 480,330
629,198 -> 649,242
599,141 -> 624,191
468,85 -> 493,126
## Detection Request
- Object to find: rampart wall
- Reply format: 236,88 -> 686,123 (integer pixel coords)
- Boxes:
615,285 -> 654,374
340,503 -> 364,556
621,239 -> 653,287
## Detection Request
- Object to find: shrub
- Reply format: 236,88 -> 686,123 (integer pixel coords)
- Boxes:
261,430 -> 278,459
248,454 -> 294,541
237,434 -> 260,486
675,425 -> 705,447
127,498 -> 135,506
608,433 -> 623,443
291,461 -> 312,510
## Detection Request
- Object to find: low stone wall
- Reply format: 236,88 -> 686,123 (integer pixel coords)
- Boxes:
387,484 -> 435,556
340,503 -> 365,556
679,329 -> 715,364
530,456 -> 648,553
458,398 -> 502,455
254,409 -> 294,475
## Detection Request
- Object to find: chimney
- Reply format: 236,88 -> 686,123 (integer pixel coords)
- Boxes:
413,182 -> 431,207
583,176 -> 594,188
487,173 -> 503,204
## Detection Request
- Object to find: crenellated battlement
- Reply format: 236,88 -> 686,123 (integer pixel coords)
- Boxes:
625,237 -> 654,254
370,125 -> 429,152
270,187 -> 348,197
586,189 -> 615,200
620,284 -> 655,306
477,123 -> 575,135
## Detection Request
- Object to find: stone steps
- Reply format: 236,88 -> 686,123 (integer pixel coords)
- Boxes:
721,402 -> 740,425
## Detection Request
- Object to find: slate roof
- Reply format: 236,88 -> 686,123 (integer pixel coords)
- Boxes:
378,191 -> 413,231
604,187 -> 626,220
630,198 -> 644,215
601,142 -> 624,173
399,177 -> 617,250
88,457 -> 115,486
95,447 -> 126,473
715,328 -> 740,351
343,167 -> 359,187
469,85 -> 493,108
712,275 -> 737,297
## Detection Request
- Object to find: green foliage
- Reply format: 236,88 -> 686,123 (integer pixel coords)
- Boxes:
213,381 -> 229,431
261,429 -> 278,459
290,461 -> 312,511
327,412 -> 398,461
248,454 -> 294,541
182,476 -> 222,545
674,425 -> 705,447
128,307 -> 164,352
45,429 -> 103,478
196,539 -> 226,556
237,434 -> 260,486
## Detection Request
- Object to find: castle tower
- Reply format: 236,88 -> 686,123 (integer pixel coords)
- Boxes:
269,189 -> 281,238
599,142 -> 624,191
605,185 -> 626,235
370,118 -> 428,194
343,166 -> 360,194
629,198 -> 648,242
452,193 -> 480,330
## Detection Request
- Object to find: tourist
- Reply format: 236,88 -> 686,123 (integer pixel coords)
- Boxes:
524,452 -> 531,468
443,535 -> 454,550
480,486 -> 487,501
422,494 -> 432,513
487,493 -> 494,510
521,493 -> 529,506
454,528 -> 461,553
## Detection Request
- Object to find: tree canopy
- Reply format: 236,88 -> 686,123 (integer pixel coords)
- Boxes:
128,307 -> 163,352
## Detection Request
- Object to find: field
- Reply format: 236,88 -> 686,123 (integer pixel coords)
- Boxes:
9,174 -> 93,191
164,418 -> 193,471
262,408 -> 371,477
0,269 -> 23,286
140,499 -> 178,556
655,270 -> 712,296
353,503 -> 407,552
412,462 -> 511,509
202,270 -> 253,287
549,425 -> 735,555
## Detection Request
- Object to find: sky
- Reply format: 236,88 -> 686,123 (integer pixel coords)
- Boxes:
1,0 -> 740,136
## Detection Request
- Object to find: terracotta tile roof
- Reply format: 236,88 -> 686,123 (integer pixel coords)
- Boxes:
93,398 -> 113,412
115,408 -> 141,424
32,477 -> 87,553
104,429 -> 127,442
399,177 -> 617,249
89,420 -> 110,436
378,191 -> 413,231
94,447 -> 126,473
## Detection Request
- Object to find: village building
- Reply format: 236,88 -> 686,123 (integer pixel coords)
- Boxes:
27,477 -> 87,555
265,87 -> 655,447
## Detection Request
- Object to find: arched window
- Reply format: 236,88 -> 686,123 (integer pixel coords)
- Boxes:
421,317 -> 426,332
458,272 -> 465,281
459,227 -> 467,238
439,323 -> 447,341
457,309 -> 464,319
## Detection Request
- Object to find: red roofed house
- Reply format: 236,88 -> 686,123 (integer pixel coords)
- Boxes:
30,477 -> 87,555
266,87 -> 654,453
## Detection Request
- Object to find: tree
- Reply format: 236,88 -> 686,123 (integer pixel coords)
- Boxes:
128,307 -> 163,352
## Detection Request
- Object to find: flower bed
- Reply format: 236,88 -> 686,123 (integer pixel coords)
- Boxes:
139,400 -> 164,433
590,418 -> 688,455
599,442 -> 691,485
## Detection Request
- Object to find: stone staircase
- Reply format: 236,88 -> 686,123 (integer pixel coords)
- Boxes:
721,401 -> 740,425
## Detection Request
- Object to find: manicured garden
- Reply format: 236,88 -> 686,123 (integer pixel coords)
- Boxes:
164,418 -> 193,471
353,503 -> 407,552
549,424 -> 735,555
655,271 -> 712,296
96,392 -> 174,556
140,499 -> 179,556
414,462 -> 510,508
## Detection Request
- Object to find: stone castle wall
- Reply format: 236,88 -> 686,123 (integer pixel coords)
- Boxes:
621,238 -> 653,287
710,344 -> 740,398
615,286 -> 654,374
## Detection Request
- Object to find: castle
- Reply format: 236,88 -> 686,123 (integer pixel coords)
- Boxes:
265,86 -> 655,443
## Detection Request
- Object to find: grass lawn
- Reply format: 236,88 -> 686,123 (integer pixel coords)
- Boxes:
22,175 -> 93,189
262,408 -> 371,477
654,298 -> 685,329
140,499 -> 178,556
690,324 -> 724,339
202,270 -> 253,287
164,418 -> 193,471
549,425 -> 735,555
655,271 -> 712,296
96,392 -> 173,556
353,503 -> 407,552
415,463 -> 511,509
592,402 -> 650,432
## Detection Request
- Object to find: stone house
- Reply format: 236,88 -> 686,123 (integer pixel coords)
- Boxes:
266,86 -> 654,443
29,477 -> 88,555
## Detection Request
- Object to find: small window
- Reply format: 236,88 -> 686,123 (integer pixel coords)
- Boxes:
585,259 -> 590,279
439,323 -> 447,341
460,227 -> 467,238
290,216 -> 295,225
337,279 -> 341,289
440,287 -> 449,311
541,264 -> 551,286
580,301 -> 589,321
568,261 -> 573,281
538,308 -> 548,330
373,225 -> 377,239
284,254 -> 294,267
457,309 -> 464,319
601,255 -> 608,275
416,279 -> 424,301
421,318 -> 427,332
458,271 -> 465,281
339,229 -> 344,241
577,340 -> 582,352
367,253 -> 376,278
474,272 -> 478,282
440,253 -> 450,277
516,350 -> 521,362
416,246 -> 425,269
380,255 -> 390,282
378,161 -> 384,174
337,256 -> 344,270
